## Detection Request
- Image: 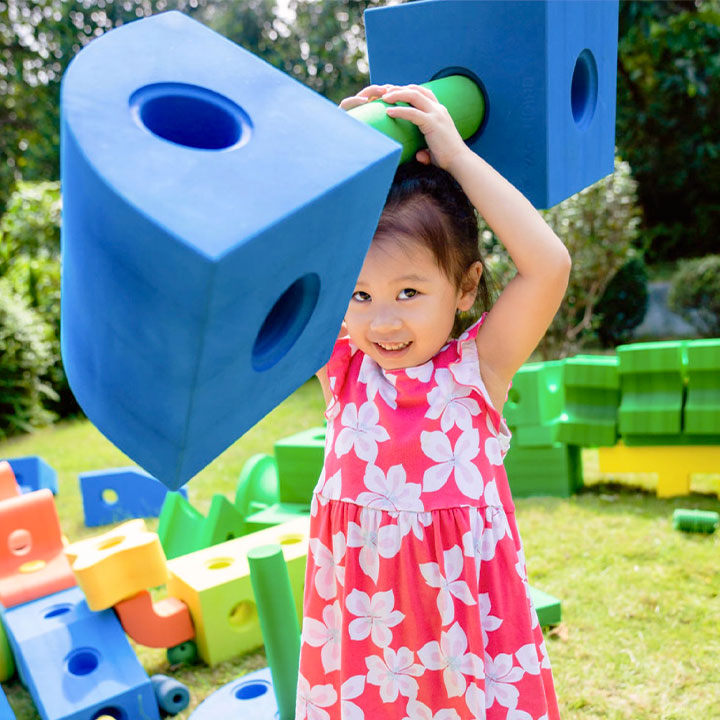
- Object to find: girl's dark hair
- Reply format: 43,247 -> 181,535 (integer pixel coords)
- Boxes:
374,160 -> 495,336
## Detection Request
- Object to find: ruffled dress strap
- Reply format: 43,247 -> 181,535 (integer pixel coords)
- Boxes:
324,335 -> 357,420
448,314 -> 512,456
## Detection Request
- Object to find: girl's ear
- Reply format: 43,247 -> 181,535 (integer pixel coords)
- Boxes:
457,261 -> 483,312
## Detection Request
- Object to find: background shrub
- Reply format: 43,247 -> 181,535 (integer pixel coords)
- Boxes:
668,254 -> 720,336
596,255 -> 649,347
0,280 -> 57,437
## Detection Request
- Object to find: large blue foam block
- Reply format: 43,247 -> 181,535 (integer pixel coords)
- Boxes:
189,667 -> 276,719
61,12 -> 401,490
79,467 -> 188,527
1,587 -> 159,720
3,456 -> 58,495
365,0 -> 618,208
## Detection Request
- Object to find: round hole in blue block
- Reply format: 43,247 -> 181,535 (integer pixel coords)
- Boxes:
252,273 -> 321,372
91,707 -> 125,720
571,49 -> 598,131
235,681 -> 270,700
66,648 -> 100,676
44,604 -> 72,619
130,82 -> 252,151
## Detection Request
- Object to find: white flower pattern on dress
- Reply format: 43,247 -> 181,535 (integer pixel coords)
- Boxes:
426,368 -> 481,432
477,593 -> 503,649
359,354 -> 398,409
302,601 -> 342,673
484,652 -> 524,709
356,464 -> 424,513
420,429 -> 484,499
296,673 -> 338,720
309,532 -> 346,601
347,588 -> 405,648
366,646 -> 425,702
403,699 -> 462,720
346,508 -> 402,583
335,401 -> 390,463
419,545 -> 476,626
340,675 -> 365,720
417,622 -> 484,697
405,360 -> 434,383
464,682 -> 487,720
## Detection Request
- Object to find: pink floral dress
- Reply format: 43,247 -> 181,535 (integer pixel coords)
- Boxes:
297,318 -> 560,720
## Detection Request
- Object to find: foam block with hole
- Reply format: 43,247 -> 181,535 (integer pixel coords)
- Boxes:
64,519 -> 168,611
79,467 -> 187,527
0,489 -> 76,609
188,667 -> 276,719
365,0 -> 619,208
60,11 -> 401,491
3,456 -> 58,495
166,516 -> 309,665
1,586 -> 159,720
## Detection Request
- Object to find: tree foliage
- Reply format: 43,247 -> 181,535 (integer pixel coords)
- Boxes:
668,255 -> 720,336
616,0 -> 720,260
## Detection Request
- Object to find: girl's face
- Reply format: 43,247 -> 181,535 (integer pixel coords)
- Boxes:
345,236 -> 479,370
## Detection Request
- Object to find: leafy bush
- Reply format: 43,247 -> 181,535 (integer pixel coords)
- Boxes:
0,280 -> 57,437
483,156 -> 643,359
0,181 -> 78,417
668,255 -> 720,336
596,256 -> 649,347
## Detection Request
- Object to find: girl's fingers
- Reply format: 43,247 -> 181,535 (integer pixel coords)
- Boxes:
382,86 -> 437,113
339,84 -> 399,111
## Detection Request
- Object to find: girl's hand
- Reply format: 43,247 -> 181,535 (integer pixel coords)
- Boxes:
381,84 -> 469,171
338,84 -> 399,112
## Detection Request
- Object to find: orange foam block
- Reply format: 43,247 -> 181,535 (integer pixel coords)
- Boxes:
64,519 -> 168,611
0,461 -> 20,502
114,590 -> 195,648
0,489 -> 76,608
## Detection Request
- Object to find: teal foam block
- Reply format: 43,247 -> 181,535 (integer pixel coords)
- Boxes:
1,587 -> 159,720
189,667 -> 276,719
3,456 -> 57,495
61,11 -> 401,490
505,443 -> 583,498
684,339 -> 720,439
274,426 -> 325,504
80,467 -> 188,526
557,354 -> 619,447
365,0 -> 619,208
617,341 -> 686,442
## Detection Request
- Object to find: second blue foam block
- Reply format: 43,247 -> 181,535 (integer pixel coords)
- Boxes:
61,12 -> 401,490
79,467 -> 187,527
1,587 -> 159,720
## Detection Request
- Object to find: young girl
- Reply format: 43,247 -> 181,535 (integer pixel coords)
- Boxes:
297,83 -> 571,720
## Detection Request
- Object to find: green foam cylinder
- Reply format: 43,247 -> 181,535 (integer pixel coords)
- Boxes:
247,543 -> 301,720
672,509 -> 719,533
348,75 -> 485,163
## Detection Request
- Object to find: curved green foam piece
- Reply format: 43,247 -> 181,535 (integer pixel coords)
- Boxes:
247,544 -> 300,720
235,454 -> 279,519
348,75 -> 485,163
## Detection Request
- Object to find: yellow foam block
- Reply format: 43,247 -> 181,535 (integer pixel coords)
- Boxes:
166,515 -> 309,666
64,519 -> 168,610
597,443 -> 720,498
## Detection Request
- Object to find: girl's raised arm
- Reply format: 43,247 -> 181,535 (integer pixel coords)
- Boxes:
448,150 -> 571,406
381,84 -> 571,411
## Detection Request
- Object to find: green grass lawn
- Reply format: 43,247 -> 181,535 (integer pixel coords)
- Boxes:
1,379 -> 719,719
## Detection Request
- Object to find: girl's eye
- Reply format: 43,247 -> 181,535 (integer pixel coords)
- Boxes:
352,290 -> 371,302
398,288 -> 418,299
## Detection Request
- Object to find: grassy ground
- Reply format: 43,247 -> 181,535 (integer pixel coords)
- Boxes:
1,379 -> 719,719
